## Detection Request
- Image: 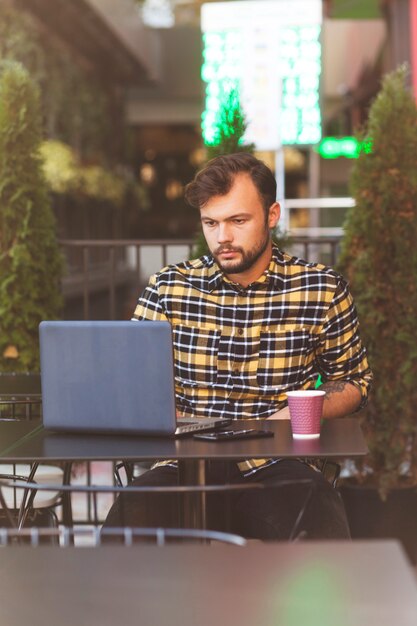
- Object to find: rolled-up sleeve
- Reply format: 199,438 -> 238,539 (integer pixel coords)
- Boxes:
316,277 -> 373,409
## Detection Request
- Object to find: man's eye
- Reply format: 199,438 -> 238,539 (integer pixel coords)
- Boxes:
203,221 -> 216,227
233,219 -> 246,225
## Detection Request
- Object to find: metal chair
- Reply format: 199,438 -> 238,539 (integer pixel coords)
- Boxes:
0,525 -> 247,547
0,475 -> 317,543
0,374 -> 66,528
314,459 -> 341,488
0,470 -> 62,528
114,460 -> 151,486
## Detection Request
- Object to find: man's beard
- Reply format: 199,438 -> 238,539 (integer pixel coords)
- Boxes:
213,227 -> 271,275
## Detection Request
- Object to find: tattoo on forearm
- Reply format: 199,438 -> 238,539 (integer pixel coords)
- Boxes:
321,381 -> 349,399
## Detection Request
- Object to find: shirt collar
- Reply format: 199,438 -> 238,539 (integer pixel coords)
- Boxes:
265,245 -> 286,291
207,260 -> 224,292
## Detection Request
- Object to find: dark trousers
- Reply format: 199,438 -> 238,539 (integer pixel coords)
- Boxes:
103,459 -> 350,540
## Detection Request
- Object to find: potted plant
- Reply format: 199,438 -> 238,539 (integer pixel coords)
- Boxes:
337,65 -> 417,561
0,60 -> 63,375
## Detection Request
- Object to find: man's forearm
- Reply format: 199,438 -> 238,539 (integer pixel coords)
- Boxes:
321,381 -> 362,418
268,381 -> 362,420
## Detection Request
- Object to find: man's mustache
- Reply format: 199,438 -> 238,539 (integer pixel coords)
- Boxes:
214,245 -> 243,255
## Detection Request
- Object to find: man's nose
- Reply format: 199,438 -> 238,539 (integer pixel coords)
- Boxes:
217,223 -> 232,243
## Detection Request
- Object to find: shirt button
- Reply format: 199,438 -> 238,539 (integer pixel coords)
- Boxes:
233,368 -> 239,376
237,328 -> 243,336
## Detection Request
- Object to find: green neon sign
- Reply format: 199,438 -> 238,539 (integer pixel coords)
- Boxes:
200,3 -> 322,148
279,25 -> 322,145
316,137 -> 372,158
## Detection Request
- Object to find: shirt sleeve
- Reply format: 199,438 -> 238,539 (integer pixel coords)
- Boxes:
132,273 -> 169,322
316,277 -> 373,409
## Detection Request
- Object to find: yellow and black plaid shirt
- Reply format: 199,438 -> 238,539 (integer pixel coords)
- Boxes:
133,246 -> 372,474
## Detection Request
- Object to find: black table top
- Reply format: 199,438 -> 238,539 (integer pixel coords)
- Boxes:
0,418 -> 368,462
0,541 -> 416,626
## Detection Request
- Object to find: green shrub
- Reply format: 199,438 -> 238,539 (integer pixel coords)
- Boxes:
0,61 -> 63,372
338,66 -> 417,492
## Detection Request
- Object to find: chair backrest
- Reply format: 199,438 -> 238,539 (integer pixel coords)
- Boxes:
0,526 -> 247,547
0,476 -> 316,541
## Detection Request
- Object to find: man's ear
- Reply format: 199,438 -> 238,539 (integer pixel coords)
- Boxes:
268,202 -> 281,229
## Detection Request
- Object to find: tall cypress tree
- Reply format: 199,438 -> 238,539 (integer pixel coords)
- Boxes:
206,88 -> 255,160
0,61 -> 63,372
338,66 -> 417,492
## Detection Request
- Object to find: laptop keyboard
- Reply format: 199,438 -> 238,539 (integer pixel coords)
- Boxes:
177,419 -> 198,426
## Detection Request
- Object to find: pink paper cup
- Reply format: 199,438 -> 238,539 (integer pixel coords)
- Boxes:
286,390 -> 326,439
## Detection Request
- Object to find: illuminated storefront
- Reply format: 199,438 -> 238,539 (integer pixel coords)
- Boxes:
201,0 -> 323,150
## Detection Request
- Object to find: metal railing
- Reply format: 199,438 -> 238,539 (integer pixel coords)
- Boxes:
281,197 -> 354,236
0,374 -> 42,421
60,238 -> 195,320
59,235 -> 343,321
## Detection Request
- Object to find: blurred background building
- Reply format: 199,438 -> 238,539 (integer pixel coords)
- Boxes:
3,0 -> 416,236
1,0 -> 416,316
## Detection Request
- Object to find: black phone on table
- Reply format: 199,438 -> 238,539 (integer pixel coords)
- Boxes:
193,429 -> 274,441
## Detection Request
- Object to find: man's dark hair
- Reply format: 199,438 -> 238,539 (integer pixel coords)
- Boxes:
184,153 -> 277,214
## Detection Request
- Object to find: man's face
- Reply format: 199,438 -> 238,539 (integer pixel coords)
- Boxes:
200,173 -> 280,282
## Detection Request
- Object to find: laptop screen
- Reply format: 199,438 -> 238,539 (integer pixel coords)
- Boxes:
39,321 -> 178,435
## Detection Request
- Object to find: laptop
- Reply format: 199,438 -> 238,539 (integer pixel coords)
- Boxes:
39,321 -> 231,436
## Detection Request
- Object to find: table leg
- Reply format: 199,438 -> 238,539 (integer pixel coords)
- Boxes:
62,462 -> 74,529
17,462 -> 40,528
178,459 -> 207,529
